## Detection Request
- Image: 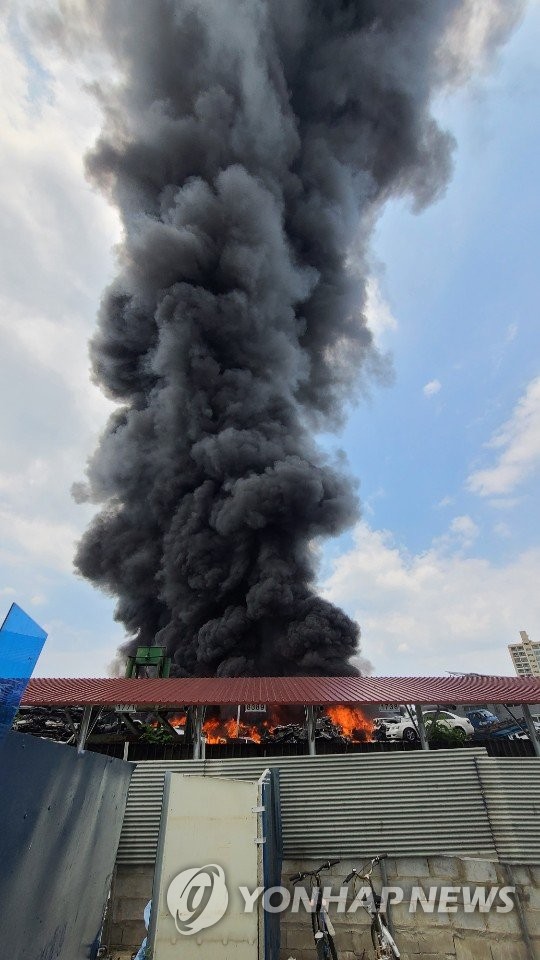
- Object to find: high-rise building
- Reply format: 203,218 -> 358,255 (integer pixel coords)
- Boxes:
508,631 -> 540,677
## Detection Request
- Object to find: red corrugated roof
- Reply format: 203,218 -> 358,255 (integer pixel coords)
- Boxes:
21,675 -> 540,707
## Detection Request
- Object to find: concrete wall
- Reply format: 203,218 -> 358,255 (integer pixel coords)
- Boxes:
103,864 -> 153,956
283,857 -> 540,960
105,857 -> 540,959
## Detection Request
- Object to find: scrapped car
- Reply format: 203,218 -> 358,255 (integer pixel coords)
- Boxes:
508,717 -> 540,740
372,714 -> 419,744
373,709 -> 474,743
422,710 -> 474,739
466,708 -> 499,730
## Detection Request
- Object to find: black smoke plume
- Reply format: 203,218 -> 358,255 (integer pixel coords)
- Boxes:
63,0 -> 522,676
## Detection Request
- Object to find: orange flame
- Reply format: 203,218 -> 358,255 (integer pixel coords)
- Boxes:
326,705 -> 373,742
203,715 -> 265,744
168,713 -> 186,730
149,712 -> 186,730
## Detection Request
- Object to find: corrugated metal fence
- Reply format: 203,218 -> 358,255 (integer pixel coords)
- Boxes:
475,757 -> 540,864
116,749 -> 540,865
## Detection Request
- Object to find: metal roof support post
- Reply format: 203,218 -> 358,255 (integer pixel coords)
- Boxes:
63,709 -> 77,735
76,706 -> 93,754
153,712 -> 183,738
415,703 -> 429,751
191,706 -> 205,760
522,704 -> 540,758
118,712 -> 140,737
305,705 -> 316,756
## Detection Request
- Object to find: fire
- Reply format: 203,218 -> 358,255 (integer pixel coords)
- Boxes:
148,705 -> 373,745
149,712 -> 186,730
168,713 -> 186,729
203,715 -> 265,744
326,705 -> 373,742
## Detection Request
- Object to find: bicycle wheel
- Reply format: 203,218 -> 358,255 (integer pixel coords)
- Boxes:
371,915 -> 400,958
313,930 -> 338,960
371,915 -> 381,952
325,930 -> 338,960
382,921 -> 400,958
314,931 -> 327,960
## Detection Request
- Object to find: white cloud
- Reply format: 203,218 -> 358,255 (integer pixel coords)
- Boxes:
428,514 -> 479,554
449,514 -> 479,545
423,379 -> 442,397
439,1 -> 524,84
506,322 -> 518,343
0,506 -> 78,573
30,593 -> 47,606
0,17 -> 119,576
33,618 -> 124,678
364,277 -> 398,341
0,297 -> 115,428
323,520 -> 540,675
468,376 -> 540,496
486,497 -> 522,511
0,18 -> 137,677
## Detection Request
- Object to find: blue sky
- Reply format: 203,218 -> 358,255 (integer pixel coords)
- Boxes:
1,4 -> 540,677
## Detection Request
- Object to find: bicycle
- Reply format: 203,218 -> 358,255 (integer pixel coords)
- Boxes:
290,859 -> 340,960
344,855 -> 400,959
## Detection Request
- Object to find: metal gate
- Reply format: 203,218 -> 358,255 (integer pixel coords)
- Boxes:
0,732 -> 133,959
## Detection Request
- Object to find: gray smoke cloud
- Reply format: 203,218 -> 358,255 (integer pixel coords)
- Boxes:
57,0 -> 522,676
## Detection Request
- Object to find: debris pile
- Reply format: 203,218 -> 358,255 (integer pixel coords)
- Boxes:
12,704 -> 374,746
263,715 -> 353,746
12,708 -> 131,741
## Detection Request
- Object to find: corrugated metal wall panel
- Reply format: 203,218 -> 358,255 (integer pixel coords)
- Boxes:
476,757 -> 540,864
117,750 -> 497,864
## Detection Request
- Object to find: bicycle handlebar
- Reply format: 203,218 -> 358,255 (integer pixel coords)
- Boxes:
343,854 -> 388,883
289,859 -> 341,883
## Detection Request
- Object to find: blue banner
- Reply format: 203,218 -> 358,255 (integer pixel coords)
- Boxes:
0,603 -> 47,743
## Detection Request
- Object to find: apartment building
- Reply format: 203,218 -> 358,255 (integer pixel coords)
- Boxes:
508,630 -> 540,677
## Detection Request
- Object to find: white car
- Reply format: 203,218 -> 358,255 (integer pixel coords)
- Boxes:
373,709 -> 473,743
372,715 -> 419,744
422,710 -> 474,739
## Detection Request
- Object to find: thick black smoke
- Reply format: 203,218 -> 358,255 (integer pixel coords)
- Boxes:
64,0 -> 521,676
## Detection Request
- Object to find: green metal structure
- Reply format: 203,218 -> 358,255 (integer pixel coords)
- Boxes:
125,646 -> 171,679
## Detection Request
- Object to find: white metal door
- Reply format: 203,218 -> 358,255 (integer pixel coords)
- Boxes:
149,773 -> 260,960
